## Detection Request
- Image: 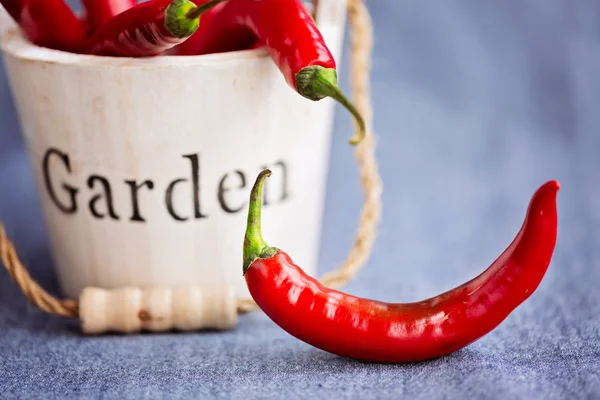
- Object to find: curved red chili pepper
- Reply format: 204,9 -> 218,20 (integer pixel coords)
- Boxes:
173,0 -> 365,145
81,0 -> 138,34
1,0 -> 87,53
242,170 -> 560,363
86,0 -> 225,57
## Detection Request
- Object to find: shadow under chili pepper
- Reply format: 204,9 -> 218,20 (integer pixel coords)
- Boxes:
238,315 -> 480,368
306,346 -> 474,368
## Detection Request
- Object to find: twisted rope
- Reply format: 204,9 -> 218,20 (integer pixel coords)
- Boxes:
0,224 -> 79,317
0,0 -> 381,318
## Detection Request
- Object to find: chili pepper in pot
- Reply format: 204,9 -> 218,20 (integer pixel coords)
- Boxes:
86,0 -> 226,57
1,0 -> 87,53
242,170 -> 559,363
172,0 -> 365,145
81,0 -> 138,34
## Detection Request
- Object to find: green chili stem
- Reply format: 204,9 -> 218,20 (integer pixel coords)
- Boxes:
295,66 -> 366,145
242,169 -> 279,274
186,0 -> 227,20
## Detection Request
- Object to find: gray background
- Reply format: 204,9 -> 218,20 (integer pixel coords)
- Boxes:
1,1 -> 599,398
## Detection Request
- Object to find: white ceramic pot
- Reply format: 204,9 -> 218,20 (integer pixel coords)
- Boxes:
0,0 -> 347,299
0,6 -> 15,37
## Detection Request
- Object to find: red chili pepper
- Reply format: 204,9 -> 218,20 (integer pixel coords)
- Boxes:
81,0 -> 138,34
85,0 -> 225,57
242,170 -> 559,363
1,0 -> 88,53
173,0 -> 365,145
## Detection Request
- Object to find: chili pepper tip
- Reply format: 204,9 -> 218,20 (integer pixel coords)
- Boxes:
165,0 -> 227,38
242,169 -> 280,274
296,66 -> 366,145
536,180 -> 560,207
534,180 -> 560,199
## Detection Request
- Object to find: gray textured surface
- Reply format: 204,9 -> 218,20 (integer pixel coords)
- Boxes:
1,1 -> 599,399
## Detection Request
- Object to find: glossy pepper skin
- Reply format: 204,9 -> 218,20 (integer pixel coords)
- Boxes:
81,0 -> 138,33
86,0 -> 224,57
173,0 -> 366,145
1,0 -> 87,53
242,170 -> 560,363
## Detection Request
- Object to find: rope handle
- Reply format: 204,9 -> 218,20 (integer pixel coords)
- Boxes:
0,0 -> 381,333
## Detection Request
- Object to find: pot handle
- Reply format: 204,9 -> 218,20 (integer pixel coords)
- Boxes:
79,286 -> 238,334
